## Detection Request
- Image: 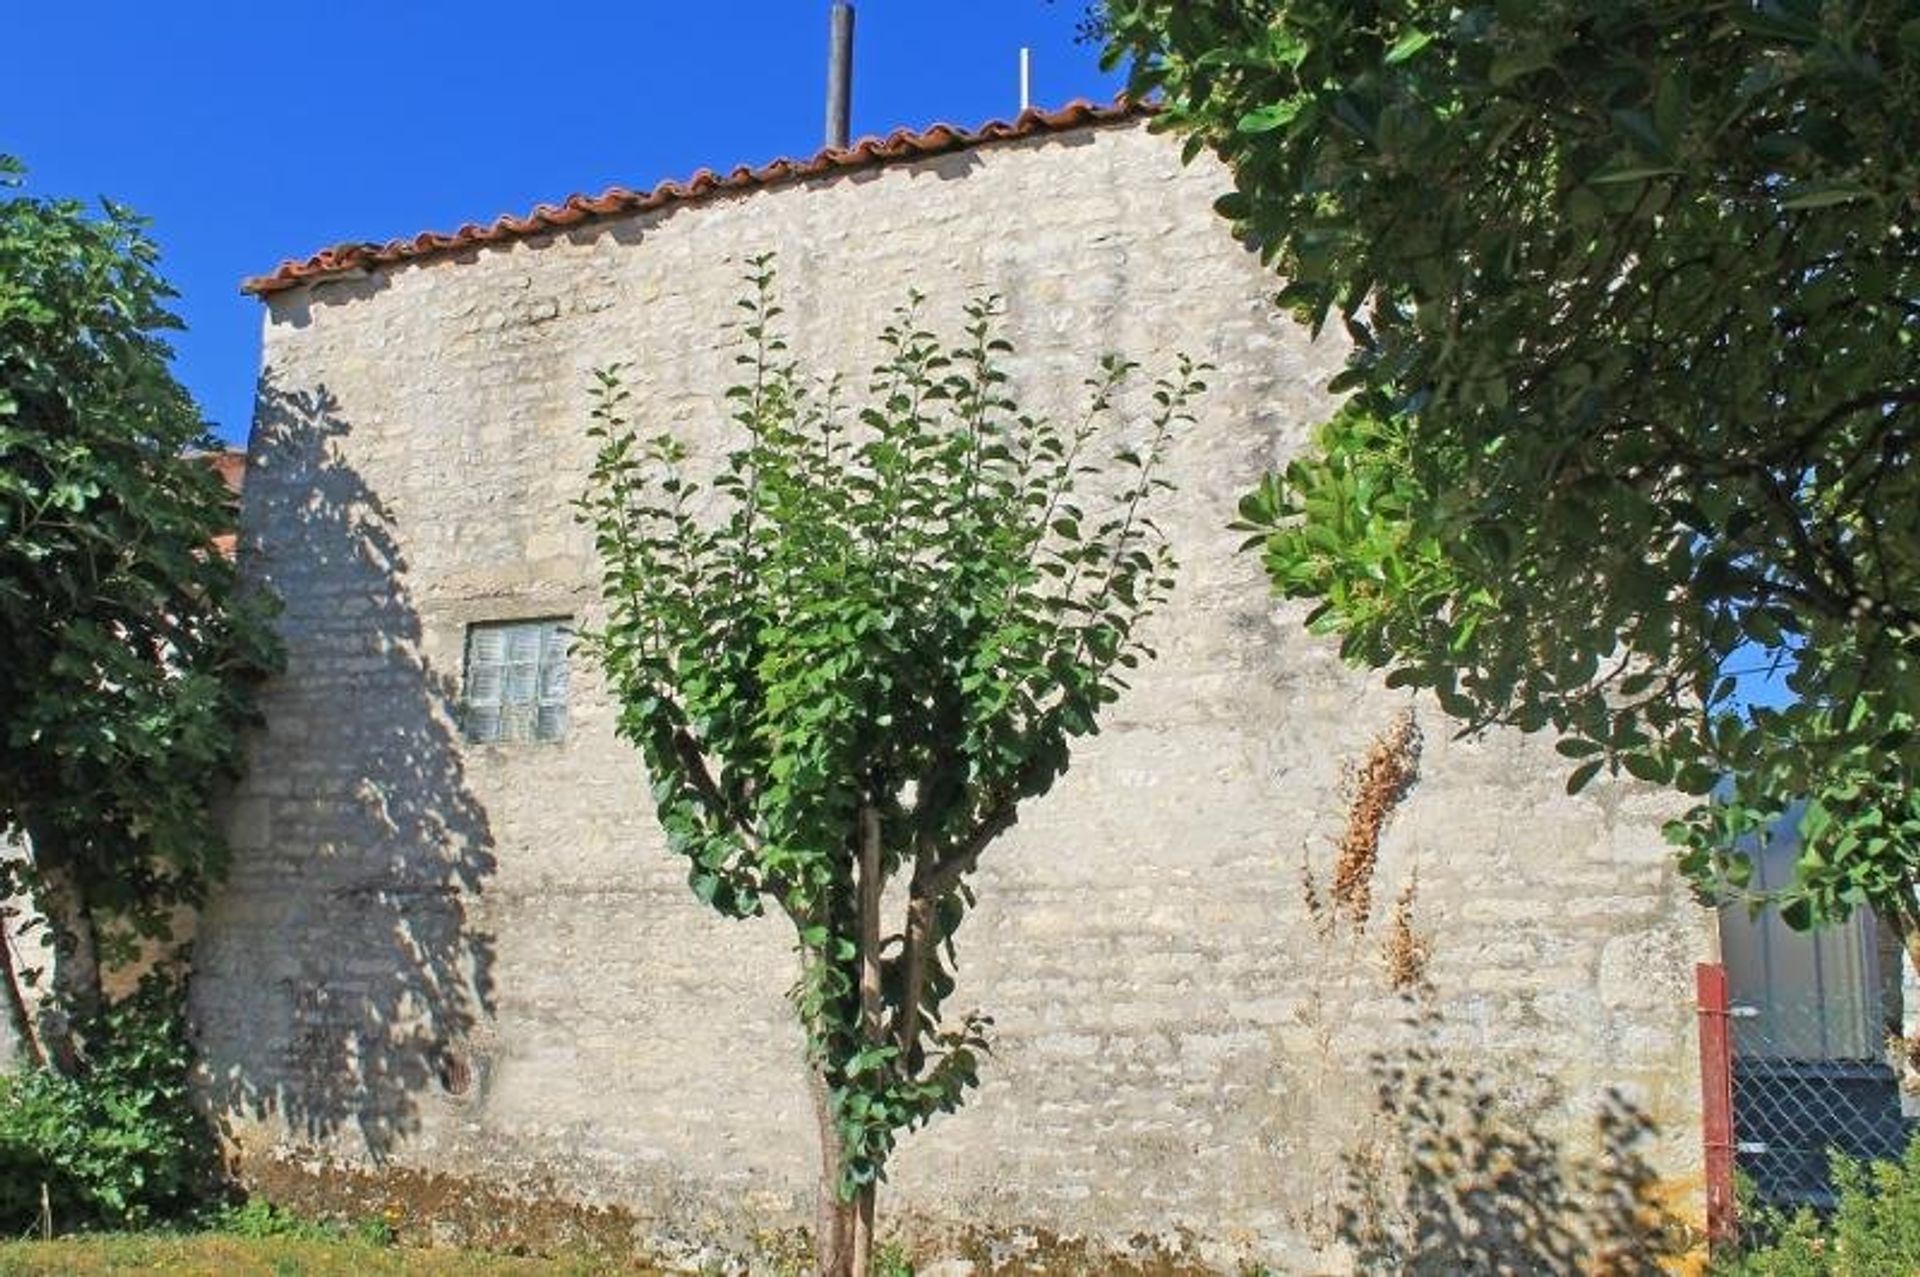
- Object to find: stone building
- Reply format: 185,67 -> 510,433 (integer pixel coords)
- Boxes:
192,102 -> 1718,1272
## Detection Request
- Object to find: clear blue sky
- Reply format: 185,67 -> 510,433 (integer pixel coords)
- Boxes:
7,2 -> 1119,445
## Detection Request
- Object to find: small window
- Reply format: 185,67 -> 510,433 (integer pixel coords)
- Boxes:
461,618 -> 570,744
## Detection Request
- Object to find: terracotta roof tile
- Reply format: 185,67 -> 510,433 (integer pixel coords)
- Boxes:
189,448 -> 246,559
242,99 -> 1152,297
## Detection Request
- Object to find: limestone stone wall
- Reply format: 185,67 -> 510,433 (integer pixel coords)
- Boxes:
191,118 -> 1713,1272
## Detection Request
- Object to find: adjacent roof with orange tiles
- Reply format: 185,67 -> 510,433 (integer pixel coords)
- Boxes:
190,448 -> 246,559
242,99 -> 1153,297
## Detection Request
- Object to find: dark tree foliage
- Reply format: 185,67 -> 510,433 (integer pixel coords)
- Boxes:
0,158 -> 279,1068
1101,3 -> 1920,946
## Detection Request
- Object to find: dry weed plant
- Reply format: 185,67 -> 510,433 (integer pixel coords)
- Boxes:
1300,852 -> 1332,939
1300,710 -> 1423,940
1330,710 -> 1422,929
1888,1029 -> 1920,1094
1382,875 -> 1431,993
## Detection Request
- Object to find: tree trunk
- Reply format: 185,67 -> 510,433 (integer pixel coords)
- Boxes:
895,892 -> 935,1058
0,902 -> 47,1069
1891,900 -> 1920,986
22,823 -> 100,1076
1892,903 -> 1920,1023
852,1183 -> 876,1277
850,805 -> 883,1277
857,807 -> 884,1040
810,1063 -> 857,1277
1874,900 -> 1920,1095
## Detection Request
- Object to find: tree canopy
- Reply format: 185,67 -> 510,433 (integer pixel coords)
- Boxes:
0,158 -> 279,1066
579,258 -> 1201,1277
1099,3 -> 1920,940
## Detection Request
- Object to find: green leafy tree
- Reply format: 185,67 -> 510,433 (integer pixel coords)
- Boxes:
579,258 -> 1201,1277
1100,3 -> 1920,949
0,158 -> 279,1071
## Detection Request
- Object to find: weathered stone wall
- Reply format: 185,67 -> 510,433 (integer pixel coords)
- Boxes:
191,118 -> 1713,1272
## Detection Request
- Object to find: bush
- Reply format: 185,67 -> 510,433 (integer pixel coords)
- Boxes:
211,1197 -> 399,1247
0,970 -> 216,1231
1721,1136 -> 1920,1275
212,1198 -> 334,1241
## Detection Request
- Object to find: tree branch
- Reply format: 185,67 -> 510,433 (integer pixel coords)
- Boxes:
1759,387 -> 1920,469
672,729 -> 758,850
914,804 -> 1020,904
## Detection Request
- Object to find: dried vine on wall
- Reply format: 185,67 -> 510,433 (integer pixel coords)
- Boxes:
1331,711 -> 1422,929
1303,710 -> 1423,942
1382,876 -> 1431,993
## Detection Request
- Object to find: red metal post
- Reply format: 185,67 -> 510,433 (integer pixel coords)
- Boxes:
1697,961 -> 1738,1248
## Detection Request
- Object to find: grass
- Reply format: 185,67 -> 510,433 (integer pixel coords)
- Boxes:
0,1235 -> 659,1276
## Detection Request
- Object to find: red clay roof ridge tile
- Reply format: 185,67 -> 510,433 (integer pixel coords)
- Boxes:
242,98 -> 1154,298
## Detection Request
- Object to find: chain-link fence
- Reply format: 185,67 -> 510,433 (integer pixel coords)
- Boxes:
1727,989 -> 1913,1210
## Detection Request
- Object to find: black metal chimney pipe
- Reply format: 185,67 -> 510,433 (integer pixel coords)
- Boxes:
825,2 -> 854,149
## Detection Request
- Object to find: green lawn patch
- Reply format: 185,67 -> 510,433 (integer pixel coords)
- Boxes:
0,1236 -> 658,1276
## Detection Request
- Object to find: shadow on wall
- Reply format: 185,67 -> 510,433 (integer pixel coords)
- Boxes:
1337,1039 -> 1694,1276
197,374 -> 497,1160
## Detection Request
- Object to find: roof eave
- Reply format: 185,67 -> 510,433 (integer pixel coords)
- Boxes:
241,99 -> 1155,298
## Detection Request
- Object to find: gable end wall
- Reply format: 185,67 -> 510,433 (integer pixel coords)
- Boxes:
191,120 -> 1711,1271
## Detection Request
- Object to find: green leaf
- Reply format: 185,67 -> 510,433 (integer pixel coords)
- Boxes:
1237,100 -> 1306,133
1489,46 -> 1556,86
1383,30 -> 1433,66
1587,165 -> 1680,185
1623,752 -> 1670,784
1779,182 -> 1872,210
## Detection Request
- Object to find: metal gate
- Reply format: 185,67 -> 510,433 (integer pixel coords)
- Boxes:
1710,812 -> 1911,1215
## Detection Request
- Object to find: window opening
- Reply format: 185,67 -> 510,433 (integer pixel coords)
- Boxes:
462,618 -> 569,743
